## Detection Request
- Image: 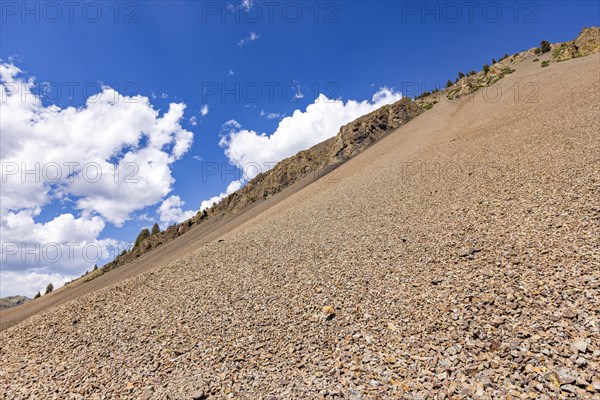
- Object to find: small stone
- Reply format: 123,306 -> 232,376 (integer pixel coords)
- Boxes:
556,369 -> 575,385
576,357 -> 587,367
561,384 -> 577,393
592,376 -> 600,391
544,372 -> 560,387
571,339 -> 588,353
193,390 -> 207,400
322,305 -> 335,320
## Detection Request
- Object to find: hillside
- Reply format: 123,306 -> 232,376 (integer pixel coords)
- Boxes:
1,28 -> 598,399
101,27 -> 600,273
102,98 -> 423,270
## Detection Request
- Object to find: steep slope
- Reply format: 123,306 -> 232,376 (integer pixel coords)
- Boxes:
1,48 -> 598,400
106,98 -> 422,269
0,98 -> 422,331
59,27 -> 600,279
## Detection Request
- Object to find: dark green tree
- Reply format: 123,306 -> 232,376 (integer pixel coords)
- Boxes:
45,283 -> 54,295
446,79 -> 453,88
151,223 -> 160,235
34,292 -> 41,299
135,228 -> 151,247
540,40 -> 551,53
483,64 -> 490,74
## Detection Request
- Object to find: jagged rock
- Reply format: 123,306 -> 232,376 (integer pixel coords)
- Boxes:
330,98 -> 423,162
571,339 -> 589,353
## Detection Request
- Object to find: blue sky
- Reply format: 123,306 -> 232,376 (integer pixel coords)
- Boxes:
1,0 -> 598,296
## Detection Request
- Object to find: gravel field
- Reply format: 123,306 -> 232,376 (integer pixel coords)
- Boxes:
1,53 -> 598,399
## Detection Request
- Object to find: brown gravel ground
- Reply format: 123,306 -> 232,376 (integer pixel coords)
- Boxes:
0,53 -> 599,399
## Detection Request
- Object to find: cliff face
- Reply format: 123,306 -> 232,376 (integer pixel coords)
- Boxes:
103,98 -> 423,271
330,98 -> 423,162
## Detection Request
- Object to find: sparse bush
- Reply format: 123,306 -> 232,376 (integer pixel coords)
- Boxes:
468,70 -> 476,76
151,223 -> 160,235
45,283 -> 54,295
422,102 -> 434,110
134,228 -> 151,247
541,61 -> 549,67
446,79 -> 453,88
540,40 -> 551,53
533,58 -> 539,62
457,72 -> 465,80
34,292 -> 41,299
552,44 -> 563,59
483,64 -> 490,74
120,249 -> 127,256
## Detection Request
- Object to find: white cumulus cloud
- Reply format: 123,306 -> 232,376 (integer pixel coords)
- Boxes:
0,210 -> 123,297
0,60 -> 194,296
157,195 -> 197,227
199,180 -> 244,211
219,87 -> 402,179
1,60 -> 193,226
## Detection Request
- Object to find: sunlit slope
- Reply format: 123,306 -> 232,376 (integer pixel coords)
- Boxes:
1,53 -> 599,399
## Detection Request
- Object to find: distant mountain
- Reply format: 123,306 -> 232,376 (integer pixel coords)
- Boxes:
0,296 -> 30,311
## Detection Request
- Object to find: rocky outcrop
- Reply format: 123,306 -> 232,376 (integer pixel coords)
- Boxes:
204,98 -> 422,215
0,296 -> 30,311
416,27 -> 599,107
330,98 -> 423,161
552,27 -> 600,62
